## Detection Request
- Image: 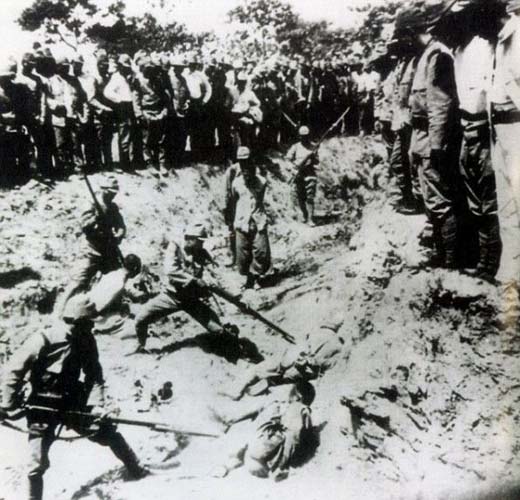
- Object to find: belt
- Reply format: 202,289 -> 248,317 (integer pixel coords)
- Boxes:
491,108 -> 520,125
460,110 -> 488,122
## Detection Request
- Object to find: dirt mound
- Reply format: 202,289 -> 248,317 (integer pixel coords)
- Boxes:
1,136 -> 519,500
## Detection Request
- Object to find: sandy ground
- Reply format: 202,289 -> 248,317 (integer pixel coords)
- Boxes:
1,136 -> 520,500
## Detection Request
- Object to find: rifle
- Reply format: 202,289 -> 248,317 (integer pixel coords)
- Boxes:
289,106 -> 351,184
208,285 -> 296,345
25,405 -> 220,438
82,172 -> 125,266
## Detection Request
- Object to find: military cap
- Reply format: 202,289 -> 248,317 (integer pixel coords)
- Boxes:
236,146 -> 251,160
63,294 -> 97,322
236,71 -> 248,82
118,54 -> 133,68
233,59 -> 244,70
298,125 -> 310,136
99,176 -> 119,193
395,0 -> 453,33
185,223 -> 208,240
507,0 -> 520,13
0,58 -> 17,77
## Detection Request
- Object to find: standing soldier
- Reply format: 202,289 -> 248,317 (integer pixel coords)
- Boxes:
388,19 -> 421,214
134,56 -> 171,176
65,54 -> 89,172
59,176 -> 126,314
91,53 -> 115,170
45,55 -> 76,177
0,58 -> 27,185
490,0 -> 520,285
0,295 -> 149,500
286,126 -> 319,225
448,0 -> 503,281
184,55 -> 212,161
133,223 -> 235,352
104,54 -> 138,173
16,52 -> 49,177
405,1 -> 461,268
225,146 -> 271,290
230,72 -> 263,152
168,55 -> 189,167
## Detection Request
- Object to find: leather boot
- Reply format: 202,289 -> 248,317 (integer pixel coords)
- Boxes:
28,475 -> 44,500
440,214 -> 458,269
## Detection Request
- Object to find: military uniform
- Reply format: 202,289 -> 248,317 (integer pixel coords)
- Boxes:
134,238 -> 224,348
409,38 -> 460,267
104,60 -> 138,171
134,60 -> 171,173
227,164 -> 271,285
1,310 -> 145,500
490,8 -> 520,283
168,62 -> 190,165
454,35 -> 501,279
390,56 -> 417,209
286,139 -> 319,223
66,182 -> 125,302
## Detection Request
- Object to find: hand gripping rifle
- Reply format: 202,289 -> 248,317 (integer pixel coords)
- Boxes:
82,172 -> 125,267
208,285 -> 296,345
289,106 -> 351,184
24,405 -> 220,438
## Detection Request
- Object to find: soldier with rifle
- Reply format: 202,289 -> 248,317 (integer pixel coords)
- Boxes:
133,223 -> 238,352
286,125 -> 319,225
59,175 -> 126,315
0,295 -> 150,500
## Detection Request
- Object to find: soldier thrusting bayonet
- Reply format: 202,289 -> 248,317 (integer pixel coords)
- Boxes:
0,295 -> 149,500
59,176 -> 126,315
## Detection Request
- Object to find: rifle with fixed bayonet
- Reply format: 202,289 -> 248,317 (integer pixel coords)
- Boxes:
289,106 -> 351,184
23,405 -> 220,438
207,285 -> 296,345
82,172 -> 125,266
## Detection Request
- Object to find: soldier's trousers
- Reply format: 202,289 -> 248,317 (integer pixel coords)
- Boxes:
236,221 -> 271,277
295,175 -> 317,221
460,122 -> 501,276
71,247 -> 121,292
0,130 -> 31,185
142,117 -> 167,170
492,122 -> 520,283
92,115 -> 114,169
413,153 -> 458,266
115,107 -> 136,171
134,291 -> 222,346
390,125 -> 414,205
27,419 -> 141,500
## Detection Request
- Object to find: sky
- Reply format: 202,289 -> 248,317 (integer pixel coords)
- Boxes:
0,0 -> 383,58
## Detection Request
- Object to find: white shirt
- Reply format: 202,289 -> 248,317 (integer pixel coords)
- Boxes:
103,71 -> 133,104
184,70 -> 212,103
454,36 -> 493,115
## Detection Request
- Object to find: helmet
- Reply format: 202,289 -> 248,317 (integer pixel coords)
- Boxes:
236,146 -> 251,160
298,125 -> 310,137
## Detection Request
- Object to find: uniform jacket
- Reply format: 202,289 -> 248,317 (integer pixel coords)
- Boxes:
286,142 -> 319,178
228,169 -> 268,233
391,57 -> 416,131
168,71 -> 190,117
491,14 -> 520,111
163,241 -> 212,297
45,74 -> 76,128
409,39 -> 458,156
1,324 -> 105,411
134,73 -> 171,120
81,200 -> 126,255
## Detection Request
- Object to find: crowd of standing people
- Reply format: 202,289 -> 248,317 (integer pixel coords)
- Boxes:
0,43 -> 381,186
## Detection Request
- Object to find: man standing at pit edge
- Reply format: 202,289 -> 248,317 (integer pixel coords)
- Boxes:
225,146 -> 271,290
